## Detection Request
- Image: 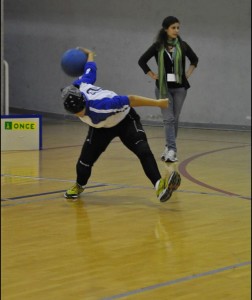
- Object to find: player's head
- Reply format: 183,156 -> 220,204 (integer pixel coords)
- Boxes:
61,85 -> 86,114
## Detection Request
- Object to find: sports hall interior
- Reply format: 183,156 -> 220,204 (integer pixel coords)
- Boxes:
1,1 -> 251,299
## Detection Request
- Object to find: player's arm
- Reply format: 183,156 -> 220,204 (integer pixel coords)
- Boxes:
128,95 -> 169,109
73,48 -> 97,85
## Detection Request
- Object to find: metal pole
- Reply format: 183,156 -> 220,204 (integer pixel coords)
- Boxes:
1,0 -> 4,115
4,60 -> 9,115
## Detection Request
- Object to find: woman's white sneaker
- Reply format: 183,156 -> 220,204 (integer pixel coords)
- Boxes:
164,149 -> 178,162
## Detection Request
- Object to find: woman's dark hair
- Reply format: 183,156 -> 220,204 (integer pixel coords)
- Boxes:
155,16 -> 180,50
162,16 -> 180,29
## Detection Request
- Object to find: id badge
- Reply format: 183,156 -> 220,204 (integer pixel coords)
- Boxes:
167,73 -> 176,82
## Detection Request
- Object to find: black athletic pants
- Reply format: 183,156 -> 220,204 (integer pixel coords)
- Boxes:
76,108 -> 161,187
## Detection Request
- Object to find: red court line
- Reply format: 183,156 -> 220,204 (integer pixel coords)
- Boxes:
178,145 -> 251,200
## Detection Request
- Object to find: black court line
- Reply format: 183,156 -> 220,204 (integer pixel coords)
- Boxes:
1,186 -> 130,207
179,145 -> 251,200
101,261 -> 251,300
13,133 -> 250,152
2,179 -> 250,204
1,184 -> 108,201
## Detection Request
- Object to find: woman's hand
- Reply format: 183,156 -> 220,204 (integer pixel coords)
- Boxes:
147,70 -> 158,80
185,65 -> 196,79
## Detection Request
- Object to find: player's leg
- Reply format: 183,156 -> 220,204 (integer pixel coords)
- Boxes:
64,127 -> 115,199
119,109 -> 181,202
119,109 -> 161,185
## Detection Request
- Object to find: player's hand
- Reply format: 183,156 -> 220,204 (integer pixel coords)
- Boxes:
157,98 -> 169,108
76,47 -> 95,62
76,47 -> 94,55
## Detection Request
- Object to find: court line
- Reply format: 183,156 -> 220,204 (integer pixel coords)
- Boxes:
1,186 -> 128,207
1,187 -> 249,207
1,174 -> 80,182
11,132 -> 249,152
178,145 -> 251,200
100,261 -> 251,300
1,184 -> 108,201
2,173 -> 250,204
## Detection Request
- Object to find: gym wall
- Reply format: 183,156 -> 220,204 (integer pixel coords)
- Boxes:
3,0 -> 251,129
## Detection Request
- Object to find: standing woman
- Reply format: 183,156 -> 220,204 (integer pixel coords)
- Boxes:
138,16 -> 199,162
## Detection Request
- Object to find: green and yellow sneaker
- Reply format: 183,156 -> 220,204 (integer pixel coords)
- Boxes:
156,171 -> 181,202
64,183 -> 85,199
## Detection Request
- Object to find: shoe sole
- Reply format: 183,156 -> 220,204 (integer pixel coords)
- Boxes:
164,158 -> 178,162
64,193 -> 79,199
159,171 -> 181,202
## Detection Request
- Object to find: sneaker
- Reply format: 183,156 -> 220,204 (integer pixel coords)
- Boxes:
164,149 -> 178,162
64,183 -> 85,199
161,146 -> 168,161
156,171 -> 181,202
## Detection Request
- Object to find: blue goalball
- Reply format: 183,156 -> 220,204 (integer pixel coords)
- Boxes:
61,48 -> 87,77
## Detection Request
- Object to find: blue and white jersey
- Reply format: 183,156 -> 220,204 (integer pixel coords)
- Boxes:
73,62 -> 130,128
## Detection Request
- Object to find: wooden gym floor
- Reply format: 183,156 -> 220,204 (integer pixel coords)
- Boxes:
1,118 -> 251,300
